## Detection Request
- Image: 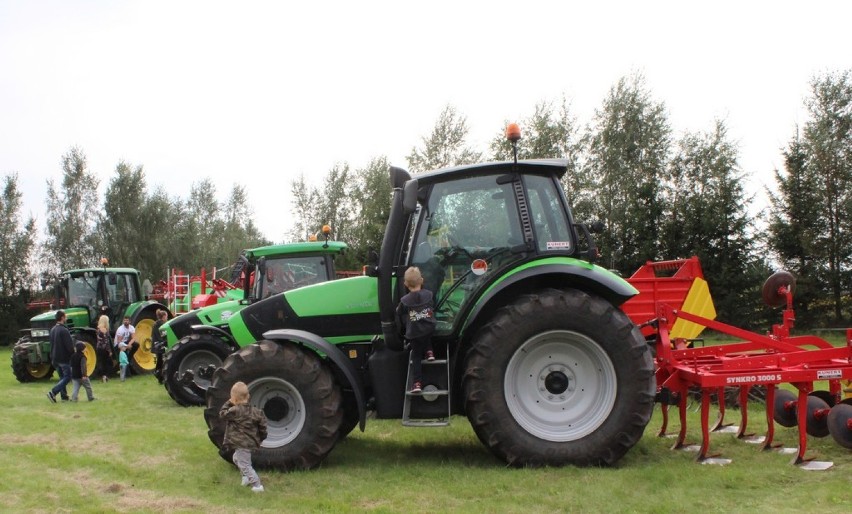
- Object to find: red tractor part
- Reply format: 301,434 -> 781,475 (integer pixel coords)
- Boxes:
653,270 -> 852,470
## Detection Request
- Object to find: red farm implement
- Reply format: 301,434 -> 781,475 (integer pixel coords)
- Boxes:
647,269 -> 852,470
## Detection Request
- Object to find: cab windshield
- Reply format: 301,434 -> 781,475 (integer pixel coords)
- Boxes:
255,255 -> 331,299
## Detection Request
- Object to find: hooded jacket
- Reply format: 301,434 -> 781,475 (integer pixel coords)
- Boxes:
396,289 -> 437,339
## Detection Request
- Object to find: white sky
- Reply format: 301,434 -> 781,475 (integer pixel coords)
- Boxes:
1,0 -> 850,243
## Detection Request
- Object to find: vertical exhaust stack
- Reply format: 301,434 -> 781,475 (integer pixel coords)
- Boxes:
377,166 -> 412,351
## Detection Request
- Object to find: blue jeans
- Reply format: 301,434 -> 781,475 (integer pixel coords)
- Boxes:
50,363 -> 72,399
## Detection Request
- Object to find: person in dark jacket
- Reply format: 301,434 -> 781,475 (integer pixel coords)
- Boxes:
396,266 -> 437,393
219,381 -> 268,493
47,310 -> 74,402
69,341 -> 95,401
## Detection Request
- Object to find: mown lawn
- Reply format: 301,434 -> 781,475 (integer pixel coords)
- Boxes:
1,345 -> 851,513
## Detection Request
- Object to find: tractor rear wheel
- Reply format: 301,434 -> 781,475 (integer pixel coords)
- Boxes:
163,334 -> 232,406
204,340 -> 342,471
11,337 -> 54,382
129,312 -> 157,375
463,288 -> 655,467
77,333 -> 98,378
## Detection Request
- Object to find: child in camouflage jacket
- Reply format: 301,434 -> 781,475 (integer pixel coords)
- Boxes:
219,381 -> 268,492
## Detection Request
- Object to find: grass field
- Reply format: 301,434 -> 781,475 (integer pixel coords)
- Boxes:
2,345 -> 851,514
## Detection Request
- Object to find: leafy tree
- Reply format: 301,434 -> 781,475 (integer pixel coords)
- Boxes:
96,161 -> 149,274
767,130 -> 824,325
287,164 -> 353,246
345,157 -> 393,270
0,173 -> 37,294
662,120 -> 762,326
40,147 -> 100,277
407,105 -> 482,173
586,74 -> 671,275
801,70 -> 852,323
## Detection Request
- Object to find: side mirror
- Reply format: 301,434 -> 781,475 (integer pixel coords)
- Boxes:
365,250 -> 379,277
402,179 -> 419,214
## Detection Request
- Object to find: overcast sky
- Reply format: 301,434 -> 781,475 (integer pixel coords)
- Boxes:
1,1 -> 850,245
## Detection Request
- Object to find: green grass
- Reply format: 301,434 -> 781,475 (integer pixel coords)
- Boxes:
2,345 -> 852,513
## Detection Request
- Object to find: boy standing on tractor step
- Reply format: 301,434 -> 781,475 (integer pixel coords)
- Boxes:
396,267 -> 437,393
47,310 -> 74,402
219,381 -> 268,493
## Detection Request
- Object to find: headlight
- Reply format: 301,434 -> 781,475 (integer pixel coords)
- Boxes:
30,329 -> 50,338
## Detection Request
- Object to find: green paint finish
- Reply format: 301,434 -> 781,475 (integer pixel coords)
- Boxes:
285,276 -> 379,317
245,241 -> 347,259
228,313 -> 255,346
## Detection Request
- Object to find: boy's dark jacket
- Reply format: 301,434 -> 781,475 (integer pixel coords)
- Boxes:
219,401 -> 268,450
396,289 -> 437,339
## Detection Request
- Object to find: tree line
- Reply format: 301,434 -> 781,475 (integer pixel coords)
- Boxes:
2,70 -> 851,344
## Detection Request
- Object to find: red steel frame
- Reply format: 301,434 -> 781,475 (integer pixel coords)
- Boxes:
653,284 -> 852,465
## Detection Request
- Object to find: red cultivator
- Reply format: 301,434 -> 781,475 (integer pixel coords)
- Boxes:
650,268 -> 852,470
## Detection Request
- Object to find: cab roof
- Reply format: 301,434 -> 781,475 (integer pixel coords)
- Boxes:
245,240 -> 348,259
414,159 -> 569,185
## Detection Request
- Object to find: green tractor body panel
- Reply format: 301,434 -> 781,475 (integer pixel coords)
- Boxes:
227,276 -> 380,347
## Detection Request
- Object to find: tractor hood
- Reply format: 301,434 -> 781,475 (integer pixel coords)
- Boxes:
227,276 -> 381,345
162,299 -> 243,347
29,307 -> 90,333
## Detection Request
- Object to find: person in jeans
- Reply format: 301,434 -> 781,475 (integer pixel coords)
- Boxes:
69,341 -> 95,401
396,267 -> 437,393
47,310 -> 74,402
219,381 -> 268,493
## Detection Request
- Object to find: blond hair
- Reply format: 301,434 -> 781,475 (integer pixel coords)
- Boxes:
230,381 -> 250,405
403,267 -> 424,289
97,315 -> 109,332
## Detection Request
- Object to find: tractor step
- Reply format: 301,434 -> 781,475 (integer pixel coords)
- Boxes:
402,343 -> 451,426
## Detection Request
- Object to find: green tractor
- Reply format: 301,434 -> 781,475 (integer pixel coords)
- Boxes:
160,239 -> 348,407
202,127 -> 655,469
11,266 -> 171,382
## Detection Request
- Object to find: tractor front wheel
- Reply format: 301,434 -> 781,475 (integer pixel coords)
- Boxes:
463,288 -> 655,467
163,334 -> 232,406
204,340 -> 342,471
11,337 -> 54,382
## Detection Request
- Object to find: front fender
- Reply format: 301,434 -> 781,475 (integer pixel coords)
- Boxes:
263,329 -> 366,432
190,324 -> 240,352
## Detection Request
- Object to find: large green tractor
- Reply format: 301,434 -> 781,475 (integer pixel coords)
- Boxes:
11,267 -> 171,382
202,127 -> 655,470
160,239 -> 348,406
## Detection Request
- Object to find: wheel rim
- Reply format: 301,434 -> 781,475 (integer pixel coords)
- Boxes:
133,318 -> 156,371
27,362 -> 52,379
249,376 -> 305,447
504,330 -> 617,442
82,341 -> 97,377
178,349 -> 225,390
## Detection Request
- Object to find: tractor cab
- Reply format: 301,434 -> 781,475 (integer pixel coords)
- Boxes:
61,268 -> 143,331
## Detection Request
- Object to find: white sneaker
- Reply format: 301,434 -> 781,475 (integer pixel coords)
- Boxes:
241,476 -> 249,486
251,485 -> 264,493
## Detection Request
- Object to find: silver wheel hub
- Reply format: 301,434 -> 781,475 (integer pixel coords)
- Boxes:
249,377 -> 305,448
505,330 -> 617,442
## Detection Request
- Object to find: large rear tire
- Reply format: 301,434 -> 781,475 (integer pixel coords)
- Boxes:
204,340 -> 342,471
163,334 -> 233,406
463,288 -> 655,467
129,311 -> 157,375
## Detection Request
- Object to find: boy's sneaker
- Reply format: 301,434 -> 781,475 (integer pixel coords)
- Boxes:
47,391 -> 57,403
425,351 -> 435,361
410,381 -> 422,393
251,485 -> 265,493
241,476 -> 250,486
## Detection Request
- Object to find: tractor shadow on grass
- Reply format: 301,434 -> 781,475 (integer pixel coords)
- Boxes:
327,432 -> 498,469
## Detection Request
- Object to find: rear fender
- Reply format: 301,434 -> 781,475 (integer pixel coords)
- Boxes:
461,261 -> 637,336
263,328 -> 366,432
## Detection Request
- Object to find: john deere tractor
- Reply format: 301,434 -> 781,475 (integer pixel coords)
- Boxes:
11,266 -> 171,382
160,239 -> 348,406
202,126 -> 655,470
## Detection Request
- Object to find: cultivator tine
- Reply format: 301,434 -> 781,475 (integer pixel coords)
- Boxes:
697,389 -> 731,465
657,402 -> 670,437
760,385 -> 779,451
671,390 -> 690,450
